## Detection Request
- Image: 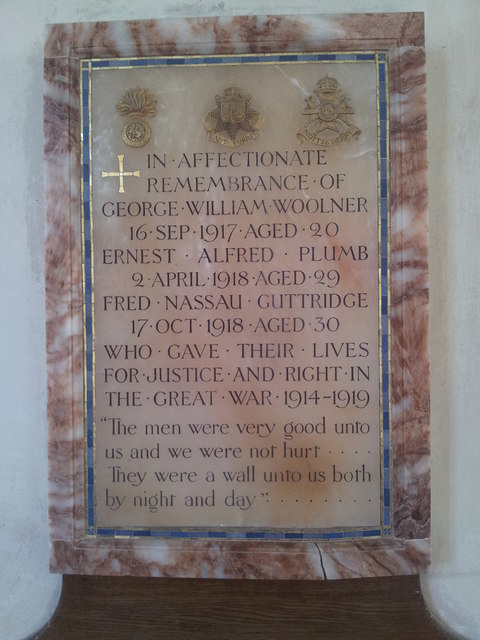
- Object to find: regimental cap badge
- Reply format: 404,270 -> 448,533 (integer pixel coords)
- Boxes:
297,75 -> 361,146
116,87 -> 157,148
204,86 -> 264,148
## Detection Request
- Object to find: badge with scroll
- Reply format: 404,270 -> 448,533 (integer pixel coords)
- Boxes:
298,75 -> 360,146
204,86 -> 264,147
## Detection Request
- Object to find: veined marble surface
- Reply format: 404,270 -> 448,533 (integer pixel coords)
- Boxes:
45,12 -> 429,578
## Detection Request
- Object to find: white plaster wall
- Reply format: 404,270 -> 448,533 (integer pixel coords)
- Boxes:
0,0 -> 478,637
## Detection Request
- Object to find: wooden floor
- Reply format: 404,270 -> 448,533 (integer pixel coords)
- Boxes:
37,575 -> 452,639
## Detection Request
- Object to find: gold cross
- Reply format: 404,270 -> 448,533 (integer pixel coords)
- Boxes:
101,154 -> 140,193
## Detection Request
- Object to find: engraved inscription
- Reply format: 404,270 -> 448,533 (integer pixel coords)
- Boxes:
87,58 -> 387,533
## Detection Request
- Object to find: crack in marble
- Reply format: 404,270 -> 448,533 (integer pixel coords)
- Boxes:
315,543 -> 328,581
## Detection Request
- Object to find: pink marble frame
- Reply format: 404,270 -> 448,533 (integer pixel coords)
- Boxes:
45,13 -> 429,578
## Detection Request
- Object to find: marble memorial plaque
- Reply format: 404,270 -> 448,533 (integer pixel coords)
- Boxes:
46,13 -> 430,578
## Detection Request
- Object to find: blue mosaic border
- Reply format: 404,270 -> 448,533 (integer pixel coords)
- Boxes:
81,61 -> 96,534
377,53 -> 391,536
87,52 -> 378,68
95,527 -> 384,539
81,52 -> 391,540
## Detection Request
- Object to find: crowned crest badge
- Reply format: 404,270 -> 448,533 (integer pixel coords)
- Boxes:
204,86 -> 264,147
116,87 -> 157,148
297,75 -> 360,146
